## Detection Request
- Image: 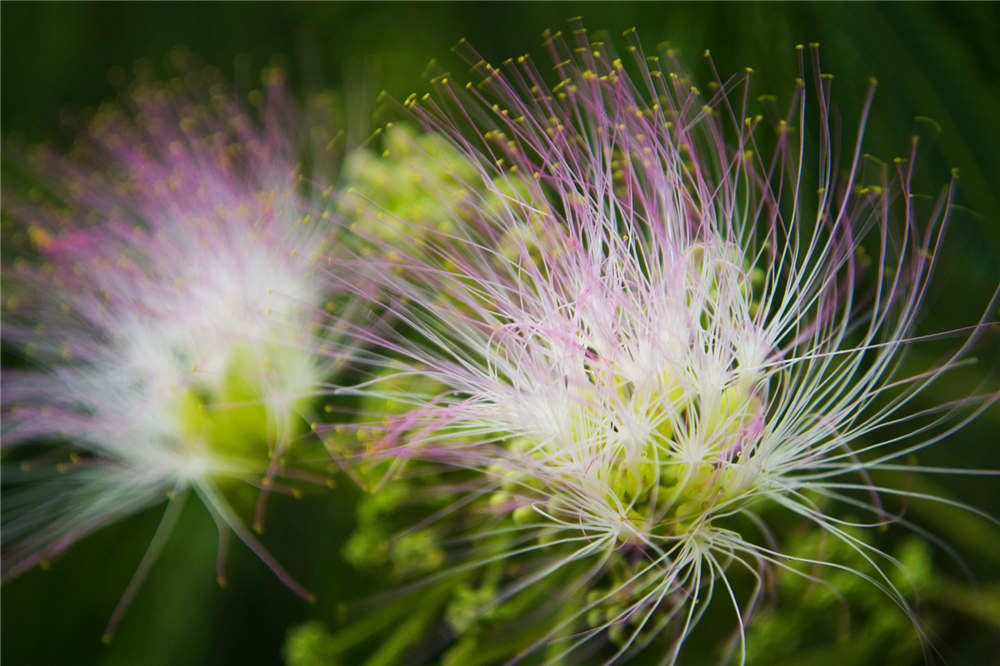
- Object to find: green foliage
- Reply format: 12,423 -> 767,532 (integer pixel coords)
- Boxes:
743,531 -> 932,666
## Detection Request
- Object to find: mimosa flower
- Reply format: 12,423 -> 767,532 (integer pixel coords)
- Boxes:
2,57 -> 342,636
326,24 -> 998,663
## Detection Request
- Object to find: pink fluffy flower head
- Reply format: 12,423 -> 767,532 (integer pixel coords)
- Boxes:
2,56 -> 342,636
328,24 -> 998,663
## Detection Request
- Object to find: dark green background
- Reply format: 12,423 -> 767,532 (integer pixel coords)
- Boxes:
3,3 -> 998,665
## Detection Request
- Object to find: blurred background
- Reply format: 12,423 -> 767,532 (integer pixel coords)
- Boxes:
3,3 -> 998,665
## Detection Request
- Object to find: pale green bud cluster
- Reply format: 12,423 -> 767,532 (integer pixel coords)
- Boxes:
340,124 -> 479,242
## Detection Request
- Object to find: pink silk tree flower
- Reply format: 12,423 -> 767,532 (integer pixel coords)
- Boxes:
324,24 -> 999,664
2,57 -> 344,638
